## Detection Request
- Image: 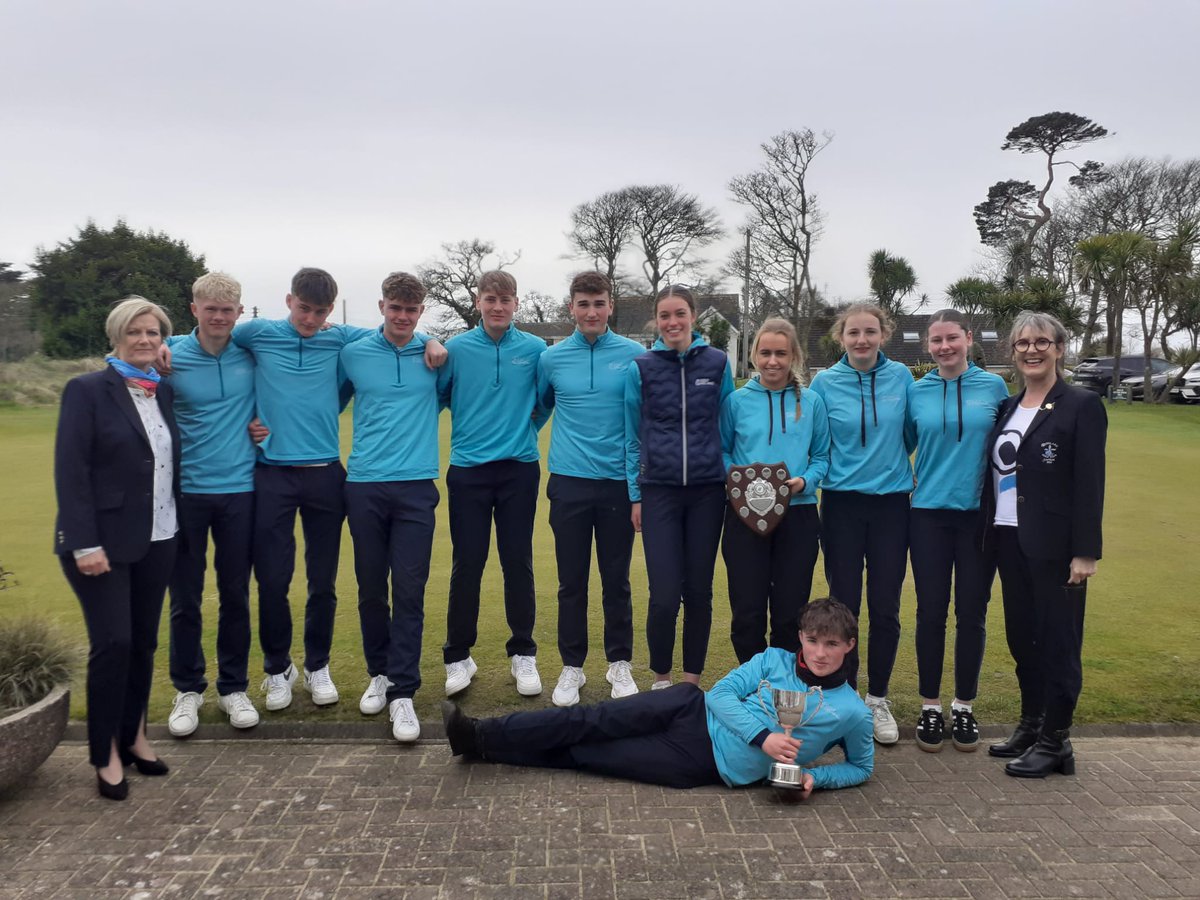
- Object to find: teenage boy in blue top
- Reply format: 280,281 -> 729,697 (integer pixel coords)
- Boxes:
438,270 -> 549,698
230,267 -> 444,712
163,273 -> 260,737
442,598 -> 874,796
339,272 -> 440,743
536,272 -> 644,707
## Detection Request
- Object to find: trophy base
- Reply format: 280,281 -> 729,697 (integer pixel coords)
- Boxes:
768,762 -> 804,789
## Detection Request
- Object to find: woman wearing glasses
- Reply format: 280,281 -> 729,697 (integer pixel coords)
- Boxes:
981,312 -> 1106,778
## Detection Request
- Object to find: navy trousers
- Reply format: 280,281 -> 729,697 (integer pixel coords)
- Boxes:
910,507 -> 995,702
444,460 -> 540,663
722,503 -> 821,664
819,490 -> 909,696
994,527 -> 1086,730
640,482 -> 726,676
168,491 -> 254,696
477,683 -> 722,789
253,463 -> 346,675
547,474 -> 635,667
345,479 -> 438,700
62,538 -> 176,767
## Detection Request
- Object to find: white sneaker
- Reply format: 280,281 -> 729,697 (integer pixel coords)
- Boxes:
606,661 -> 639,699
865,694 -> 900,745
388,698 -> 420,742
511,654 -> 542,696
303,665 -> 340,706
359,674 -> 391,715
650,679 -> 672,691
552,666 -> 586,707
217,691 -> 260,729
261,664 -> 298,711
168,691 -> 203,737
444,657 -> 478,696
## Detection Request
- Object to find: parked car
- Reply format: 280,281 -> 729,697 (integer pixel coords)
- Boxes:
1072,355 -> 1174,396
1168,362 -> 1200,404
1121,365 -> 1182,400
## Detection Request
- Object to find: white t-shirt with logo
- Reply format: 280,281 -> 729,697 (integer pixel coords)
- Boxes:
990,403 -> 1038,526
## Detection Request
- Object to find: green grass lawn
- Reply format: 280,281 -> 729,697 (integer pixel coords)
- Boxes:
3,400 -> 1198,732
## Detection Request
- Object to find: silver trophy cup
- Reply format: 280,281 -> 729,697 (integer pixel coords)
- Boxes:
757,684 -> 809,789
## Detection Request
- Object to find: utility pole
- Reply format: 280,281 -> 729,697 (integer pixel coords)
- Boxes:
741,228 -> 752,379
251,306 -> 259,319
342,299 -> 347,324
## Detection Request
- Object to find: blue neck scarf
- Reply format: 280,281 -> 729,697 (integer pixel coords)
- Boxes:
107,356 -> 161,397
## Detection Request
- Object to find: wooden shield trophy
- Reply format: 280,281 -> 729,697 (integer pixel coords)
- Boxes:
726,462 -> 790,536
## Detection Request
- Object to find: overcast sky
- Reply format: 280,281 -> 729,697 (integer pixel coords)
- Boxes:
4,0 -> 1198,328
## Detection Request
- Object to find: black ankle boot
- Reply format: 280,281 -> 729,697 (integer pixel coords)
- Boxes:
987,716 -> 1043,758
441,701 -> 480,757
1004,728 -> 1075,778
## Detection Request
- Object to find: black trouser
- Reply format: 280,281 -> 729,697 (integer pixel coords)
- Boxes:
62,538 -> 176,767
722,503 -> 821,664
477,683 -> 722,789
994,527 -> 1086,730
253,463 -> 346,676
345,479 -> 438,700
168,491 -> 254,696
640,482 -> 726,676
911,508 -> 996,702
547,474 -> 635,667
819,490 -> 909,696
443,460 -> 540,663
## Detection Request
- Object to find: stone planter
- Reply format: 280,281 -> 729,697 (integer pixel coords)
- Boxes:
0,685 -> 70,795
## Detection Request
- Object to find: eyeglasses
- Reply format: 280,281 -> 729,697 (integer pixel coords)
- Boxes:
1012,337 -> 1058,353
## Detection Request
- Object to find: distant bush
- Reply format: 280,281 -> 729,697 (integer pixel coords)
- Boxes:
909,362 -> 936,379
0,354 -> 104,406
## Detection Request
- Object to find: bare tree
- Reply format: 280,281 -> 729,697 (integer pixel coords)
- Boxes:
624,184 -> 723,297
517,290 -> 571,324
727,128 -> 833,373
417,239 -> 520,332
567,189 -> 638,325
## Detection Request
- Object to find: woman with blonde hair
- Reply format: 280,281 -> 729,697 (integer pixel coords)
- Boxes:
55,296 -> 181,800
719,318 -> 829,663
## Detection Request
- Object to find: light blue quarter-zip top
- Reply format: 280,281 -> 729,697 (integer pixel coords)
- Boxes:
536,328 -> 644,481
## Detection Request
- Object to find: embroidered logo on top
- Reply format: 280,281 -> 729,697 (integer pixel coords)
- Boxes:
511,356 -> 531,366
694,377 -> 715,386
1040,442 -> 1059,464
608,361 -> 629,371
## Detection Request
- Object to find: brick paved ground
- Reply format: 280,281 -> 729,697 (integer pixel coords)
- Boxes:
1,735 -> 1198,899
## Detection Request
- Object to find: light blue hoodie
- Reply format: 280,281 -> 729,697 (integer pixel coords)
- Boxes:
719,378 -> 830,505
705,648 -> 874,789
437,323 -> 548,468
231,318 -> 373,465
809,351 -> 914,494
164,331 -> 257,494
536,328 -> 644,481
905,364 -> 1009,510
340,328 -> 439,483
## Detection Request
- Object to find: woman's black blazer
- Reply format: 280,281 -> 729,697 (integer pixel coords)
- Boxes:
980,377 -> 1107,562
54,366 -> 181,563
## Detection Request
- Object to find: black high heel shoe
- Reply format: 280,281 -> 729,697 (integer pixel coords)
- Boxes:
120,747 -> 170,776
96,771 -> 129,801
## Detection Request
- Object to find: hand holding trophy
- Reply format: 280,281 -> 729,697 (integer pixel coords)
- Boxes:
757,681 -> 823,791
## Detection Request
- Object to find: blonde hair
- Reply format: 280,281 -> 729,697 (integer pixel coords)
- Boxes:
192,272 -> 242,305
106,296 -> 172,351
830,302 -> 895,344
752,317 -> 805,420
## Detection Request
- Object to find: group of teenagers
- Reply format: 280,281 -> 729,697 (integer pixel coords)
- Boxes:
54,265 -> 1106,803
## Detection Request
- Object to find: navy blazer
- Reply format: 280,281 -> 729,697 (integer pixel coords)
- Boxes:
980,377 -> 1107,562
54,366 -> 182,563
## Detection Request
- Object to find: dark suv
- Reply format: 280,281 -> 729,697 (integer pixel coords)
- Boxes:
1072,355 -> 1174,395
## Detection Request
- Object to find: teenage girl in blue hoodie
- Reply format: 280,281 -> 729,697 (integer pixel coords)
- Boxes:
905,310 -> 1009,753
624,286 -> 734,689
808,302 -> 913,745
719,318 -> 830,663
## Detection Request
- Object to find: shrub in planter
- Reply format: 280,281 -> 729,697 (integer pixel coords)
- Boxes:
0,617 -> 78,795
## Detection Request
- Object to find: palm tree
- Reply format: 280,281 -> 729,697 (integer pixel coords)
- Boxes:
867,249 -> 918,316
1074,236 -> 1111,354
